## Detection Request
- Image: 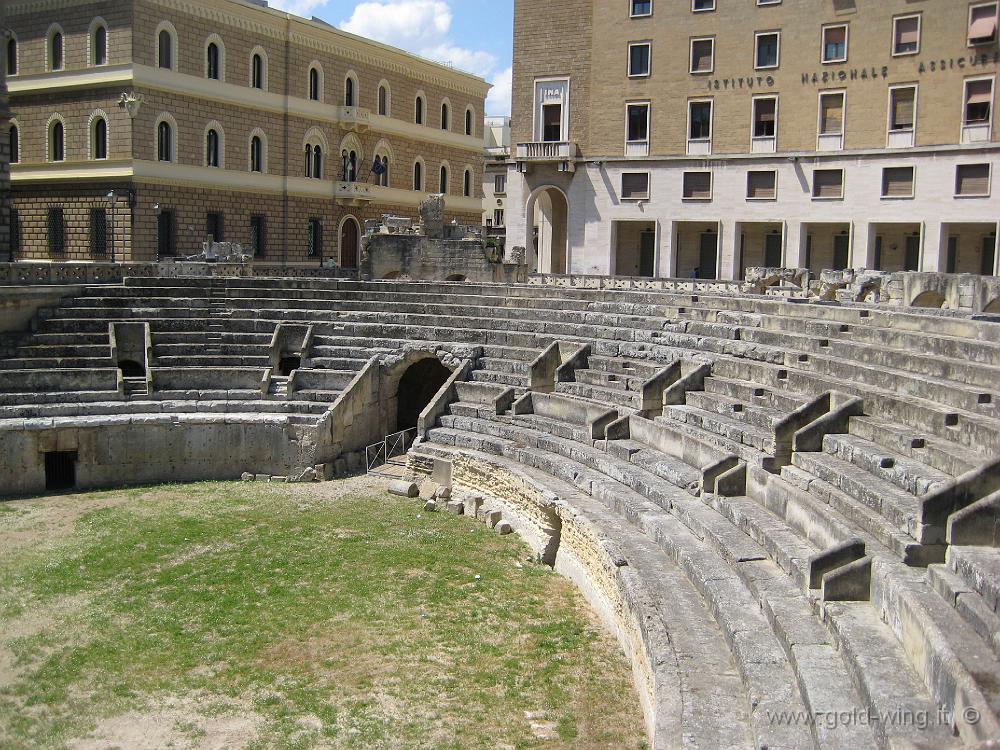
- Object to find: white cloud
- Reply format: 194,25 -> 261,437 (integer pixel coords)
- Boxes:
340,1 -> 510,115
486,66 -> 512,117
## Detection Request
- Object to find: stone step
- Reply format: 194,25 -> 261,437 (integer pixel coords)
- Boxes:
702,375 -> 809,413
662,404 -> 776,454
554,381 -> 642,411
585,354 -> 665,379
684,390 -> 788,432
846,415 -> 982,478
468,369 -> 528,387
573,367 -> 645,391
821,433 -> 953,498
927,563 -> 1000,660
0,356 -> 117,370
789,452 -> 923,548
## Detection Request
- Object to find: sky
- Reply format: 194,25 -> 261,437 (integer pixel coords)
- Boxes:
267,0 -> 515,116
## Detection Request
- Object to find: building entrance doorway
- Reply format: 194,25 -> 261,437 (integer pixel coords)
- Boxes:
698,232 -> 718,278
395,358 -> 451,432
527,186 -> 568,274
340,217 -> 359,268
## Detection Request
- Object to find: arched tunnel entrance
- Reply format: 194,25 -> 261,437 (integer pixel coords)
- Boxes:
395,358 -> 451,432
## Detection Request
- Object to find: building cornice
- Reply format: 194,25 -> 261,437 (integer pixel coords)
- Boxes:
11,160 -> 484,213
9,65 -> 486,154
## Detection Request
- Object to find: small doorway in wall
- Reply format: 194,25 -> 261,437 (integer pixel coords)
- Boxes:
639,230 -> 655,277
764,232 -> 782,267
278,355 -> 301,376
833,234 -> 850,270
395,358 -> 451,432
982,235 -> 997,276
45,451 -> 77,492
340,217 -> 359,269
698,232 -> 718,279
542,104 -> 562,142
904,234 -> 921,272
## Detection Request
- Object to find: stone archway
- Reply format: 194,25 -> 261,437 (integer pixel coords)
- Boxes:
340,216 -> 360,268
911,290 -> 946,309
984,297 -> 1000,314
525,185 -> 569,275
394,357 -> 451,432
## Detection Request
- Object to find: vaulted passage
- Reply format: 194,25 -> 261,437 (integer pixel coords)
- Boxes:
395,358 -> 451,432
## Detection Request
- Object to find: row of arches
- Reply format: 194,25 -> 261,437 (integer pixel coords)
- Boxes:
149,23 -> 476,135
9,114 -> 109,164
6,19 -> 109,74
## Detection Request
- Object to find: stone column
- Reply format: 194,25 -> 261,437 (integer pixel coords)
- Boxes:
656,219 -> 675,278
718,218 -> 738,280
922,220 -> 948,273
852,221 -> 877,271
784,221 -> 806,269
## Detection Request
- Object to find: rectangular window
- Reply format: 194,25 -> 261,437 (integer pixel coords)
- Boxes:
812,169 -> 844,199
689,100 -> 712,140
757,0 -> 781,4
819,92 -> 845,135
965,78 -> 994,124
889,86 -> 916,131
47,207 -> 65,255
206,212 -> 224,242
494,208 -> 505,226
690,38 -> 714,74
682,171 -> 712,200
692,0 -> 715,10
250,215 -> 266,257
747,170 -> 777,200
307,218 -> 322,256
969,3 -> 998,45
822,24 -> 848,63
626,103 -> 649,143
494,174 -> 506,194
621,172 -> 650,200
955,164 -> 991,196
628,42 -> 651,77
755,32 -> 779,69
542,103 -> 562,142
631,0 -> 652,18
881,166 -> 915,198
893,15 -> 921,55
753,97 -> 777,138
89,208 -> 108,255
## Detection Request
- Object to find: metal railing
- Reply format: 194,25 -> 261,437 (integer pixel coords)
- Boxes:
366,427 -> 417,475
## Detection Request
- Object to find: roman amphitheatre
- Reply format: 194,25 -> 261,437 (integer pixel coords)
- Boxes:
1,268 -> 1000,750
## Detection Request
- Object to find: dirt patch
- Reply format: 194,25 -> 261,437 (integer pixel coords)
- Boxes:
0,593 -> 90,692
69,692 -> 263,750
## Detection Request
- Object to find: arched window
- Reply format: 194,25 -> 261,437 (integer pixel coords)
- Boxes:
250,135 -> 263,172
50,28 -> 64,71
207,129 -> 220,167
9,124 -> 20,164
50,120 -> 65,162
309,66 -> 320,101
463,168 -> 472,197
378,84 -> 389,116
342,150 -> 357,182
251,51 -> 265,89
345,76 -> 355,107
5,37 -> 16,76
379,155 -> 389,187
413,160 -> 423,191
441,102 -> 449,131
92,117 -> 108,160
92,22 -> 108,66
415,95 -> 424,125
157,120 -> 172,162
313,145 -> 323,179
207,43 -> 220,80
465,108 -> 473,136
439,165 -> 448,194
158,29 -> 172,69
305,145 -> 313,178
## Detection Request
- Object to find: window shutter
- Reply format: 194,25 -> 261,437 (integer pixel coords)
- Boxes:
969,4 -> 998,43
683,171 -> 712,199
895,16 -> 919,48
966,80 -> 993,105
891,88 -> 915,129
956,164 -> 990,196
621,172 -> 650,199
820,94 -> 844,134
747,171 -> 776,199
813,169 -> 843,198
882,167 -> 914,198
825,26 -> 846,45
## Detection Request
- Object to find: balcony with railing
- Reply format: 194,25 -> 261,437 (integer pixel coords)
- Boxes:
516,141 -> 577,161
337,106 -> 371,132
333,181 -> 374,207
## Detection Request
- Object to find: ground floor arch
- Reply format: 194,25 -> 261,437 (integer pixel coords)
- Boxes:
394,357 -> 451,432
525,185 -> 568,275
339,216 -> 360,269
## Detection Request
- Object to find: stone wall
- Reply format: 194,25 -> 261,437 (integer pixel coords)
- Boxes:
362,233 -> 525,283
0,0 -> 10,264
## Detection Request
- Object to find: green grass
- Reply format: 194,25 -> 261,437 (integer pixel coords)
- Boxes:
0,479 -> 646,749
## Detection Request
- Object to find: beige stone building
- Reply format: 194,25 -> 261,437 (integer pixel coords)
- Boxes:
509,0 -> 1000,279
5,0 -> 489,265
483,115 -> 510,234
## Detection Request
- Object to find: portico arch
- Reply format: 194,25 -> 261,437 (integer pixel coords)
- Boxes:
525,185 -> 569,275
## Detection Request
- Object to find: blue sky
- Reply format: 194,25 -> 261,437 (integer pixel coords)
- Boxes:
269,0 -> 515,115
